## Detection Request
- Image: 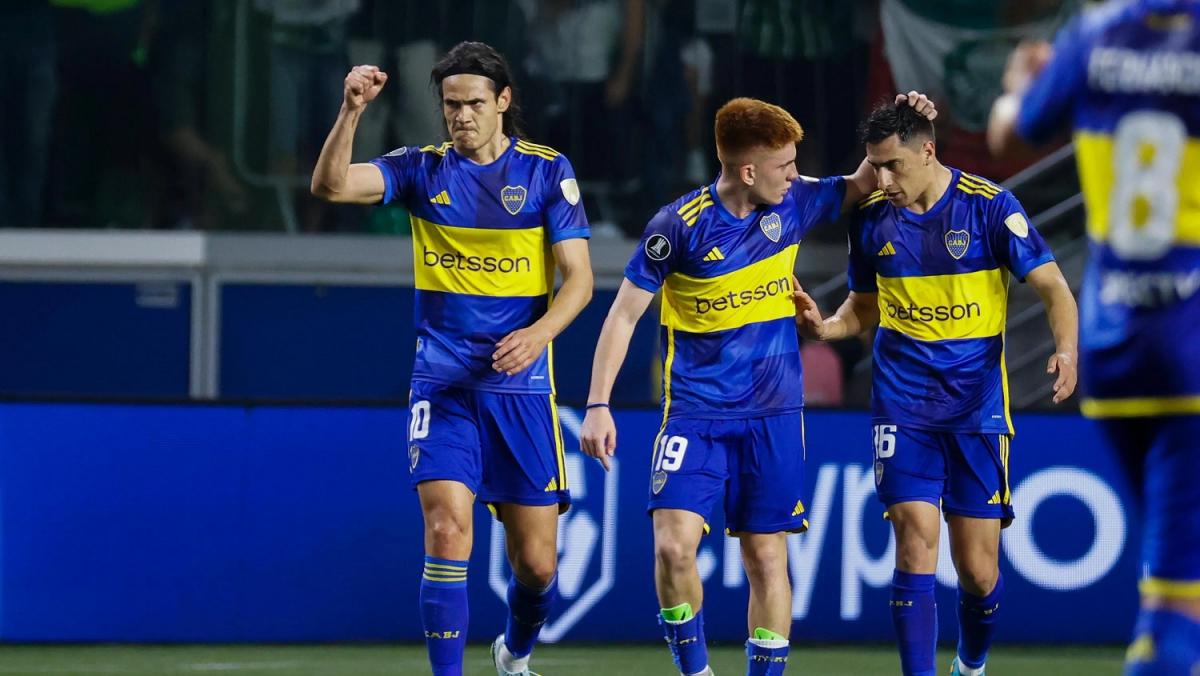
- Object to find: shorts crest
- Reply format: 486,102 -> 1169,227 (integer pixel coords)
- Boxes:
651,471 -> 668,495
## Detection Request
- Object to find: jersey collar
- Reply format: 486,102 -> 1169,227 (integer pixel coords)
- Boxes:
710,178 -> 769,227
447,135 -> 517,170
897,167 -> 960,223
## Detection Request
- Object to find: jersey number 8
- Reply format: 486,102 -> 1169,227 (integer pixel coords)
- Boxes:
1110,111 -> 1185,261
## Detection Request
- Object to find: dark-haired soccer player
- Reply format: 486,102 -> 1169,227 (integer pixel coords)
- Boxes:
580,93 -> 934,676
989,2 -> 1200,673
311,42 -> 593,676
794,103 -> 1078,676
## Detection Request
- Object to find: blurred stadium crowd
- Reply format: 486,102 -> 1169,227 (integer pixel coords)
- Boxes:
2,0 -> 1085,236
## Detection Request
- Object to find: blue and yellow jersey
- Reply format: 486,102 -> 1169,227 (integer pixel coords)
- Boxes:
625,176 -> 845,419
371,138 -> 589,393
848,169 -> 1055,434
1016,0 -> 1200,418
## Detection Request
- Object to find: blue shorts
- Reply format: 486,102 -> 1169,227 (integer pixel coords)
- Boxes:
406,380 -> 570,512
646,412 -> 809,535
1095,415 -> 1200,592
872,423 -> 1015,526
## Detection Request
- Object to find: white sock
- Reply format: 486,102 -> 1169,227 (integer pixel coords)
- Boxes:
956,657 -> 985,676
747,637 -> 789,649
498,641 -> 530,673
685,667 -> 715,676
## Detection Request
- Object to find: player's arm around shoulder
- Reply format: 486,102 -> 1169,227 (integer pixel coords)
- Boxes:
580,279 -> 656,472
310,65 -> 389,204
1025,261 -> 1079,404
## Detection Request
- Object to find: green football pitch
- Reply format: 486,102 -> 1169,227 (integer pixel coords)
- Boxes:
0,643 -> 1125,675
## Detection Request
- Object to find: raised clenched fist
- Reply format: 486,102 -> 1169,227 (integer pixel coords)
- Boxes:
344,65 -> 388,111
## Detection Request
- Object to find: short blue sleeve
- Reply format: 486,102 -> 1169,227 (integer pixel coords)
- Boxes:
544,154 -> 591,243
989,192 -> 1055,281
790,175 -> 847,239
1016,15 -> 1090,145
624,209 -> 681,293
846,213 -> 877,293
369,147 -> 421,206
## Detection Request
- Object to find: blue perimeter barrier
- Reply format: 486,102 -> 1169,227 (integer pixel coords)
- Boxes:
0,402 -> 1137,643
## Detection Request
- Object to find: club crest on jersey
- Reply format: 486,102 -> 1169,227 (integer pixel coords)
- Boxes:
945,229 -> 970,260
501,185 -> 527,215
760,212 -> 782,242
652,471 -> 668,495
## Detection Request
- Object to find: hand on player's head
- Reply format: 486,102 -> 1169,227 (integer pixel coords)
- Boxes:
895,91 -> 938,122
344,65 -> 388,111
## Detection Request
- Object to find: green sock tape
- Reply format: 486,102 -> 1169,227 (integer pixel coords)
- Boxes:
753,627 -> 787,641
660,602 -> 694,622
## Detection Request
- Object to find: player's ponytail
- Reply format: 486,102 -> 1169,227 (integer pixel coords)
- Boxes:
431,41 -> 527,139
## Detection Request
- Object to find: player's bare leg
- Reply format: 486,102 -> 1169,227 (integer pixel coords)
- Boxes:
740,532 -> 792,675
891,502 -> 941,574
500,503 -> 560,589
947,516 -> 1000,596
417,480 -> 475,676
419,480 -> 475,560
654,508 -> 706,609
491,503 -> 561,676
653,509 -> 712,675
947,515 -> 1003,676
739,532 -> 791,634
888,501 -> 941,676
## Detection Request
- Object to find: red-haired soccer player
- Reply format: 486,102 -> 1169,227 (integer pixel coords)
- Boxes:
580,94 -> 933,676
